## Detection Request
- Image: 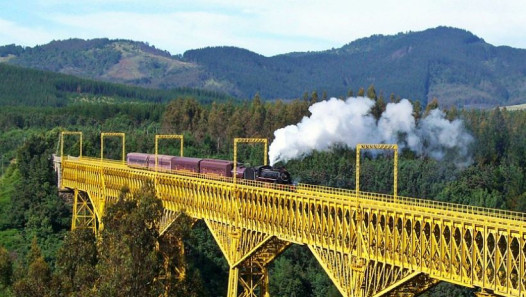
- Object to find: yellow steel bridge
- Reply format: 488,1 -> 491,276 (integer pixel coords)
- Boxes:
56,132 -> 526,297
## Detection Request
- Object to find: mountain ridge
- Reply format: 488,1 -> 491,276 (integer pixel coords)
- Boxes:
2,26 -> 526,108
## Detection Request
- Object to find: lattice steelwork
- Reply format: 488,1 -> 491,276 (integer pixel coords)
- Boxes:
59,133 -> 526,297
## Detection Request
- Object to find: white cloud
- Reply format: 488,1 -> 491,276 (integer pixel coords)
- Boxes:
2,0 -> 526,55
47,10 -> 337,56
0,18 -> 57,47
48,11 -> 254,54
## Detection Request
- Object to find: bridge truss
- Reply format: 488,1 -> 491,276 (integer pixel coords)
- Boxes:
57,132 -> 526,297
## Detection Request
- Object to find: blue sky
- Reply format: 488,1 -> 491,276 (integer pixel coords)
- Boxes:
1,0 -> 525,56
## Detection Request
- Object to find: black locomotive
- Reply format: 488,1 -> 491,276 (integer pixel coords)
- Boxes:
243,165 -> 291,184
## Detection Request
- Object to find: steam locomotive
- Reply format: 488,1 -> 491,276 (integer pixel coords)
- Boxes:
127,153 -> 292,184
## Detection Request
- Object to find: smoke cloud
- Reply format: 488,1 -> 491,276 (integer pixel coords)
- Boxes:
269,97 -> 474,166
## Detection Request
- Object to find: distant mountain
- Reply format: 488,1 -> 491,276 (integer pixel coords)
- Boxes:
2,27 -> 526,108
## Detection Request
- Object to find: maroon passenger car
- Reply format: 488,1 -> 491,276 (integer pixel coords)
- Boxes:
126,153 -> 150,168
147,154 -> 177,171
172,157 -> 201,172
200,159 -> 234,177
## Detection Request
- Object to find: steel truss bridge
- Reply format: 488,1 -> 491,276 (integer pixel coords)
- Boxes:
56,132 -> 526,297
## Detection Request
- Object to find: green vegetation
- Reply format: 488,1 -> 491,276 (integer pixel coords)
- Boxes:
184,27 -> 526,106
0,165 -> 23,255
1,84 -> 526,296
0,63 -> 232,107
7,185 -> 199,297
0,38 -> 222,94
4,27 -> 526,107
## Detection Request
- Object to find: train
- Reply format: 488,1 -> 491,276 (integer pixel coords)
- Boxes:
126,153 -> 292,184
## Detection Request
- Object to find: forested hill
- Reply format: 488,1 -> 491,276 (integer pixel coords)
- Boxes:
183,27 -> 526,107
2,27 -> 526,107
0,63 -> 232,106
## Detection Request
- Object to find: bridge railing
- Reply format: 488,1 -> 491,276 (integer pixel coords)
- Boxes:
62,156 -> 526,223
359,190 -> 526,222
294,182 -> 526,223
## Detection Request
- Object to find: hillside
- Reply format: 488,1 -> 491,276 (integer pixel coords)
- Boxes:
184,27 -> 526,107
0,39 -> 244,97
2,27 -> 526,107
0,63 -> 232,106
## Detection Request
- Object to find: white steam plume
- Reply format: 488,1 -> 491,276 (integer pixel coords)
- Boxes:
269,97 -> 473,166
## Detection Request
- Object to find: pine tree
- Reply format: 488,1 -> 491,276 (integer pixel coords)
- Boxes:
366,85 -> 377,100
424,97 -> 440,117
247,94 -> 266,137
310,91 -> 319,105
371,96 -> 386,121
54,228 -> 98,295
357,87 -> 365,97
96,183 -> 164,297
13,239 -> 52,297
0,247 -> 12,289
412,100 -> 422,121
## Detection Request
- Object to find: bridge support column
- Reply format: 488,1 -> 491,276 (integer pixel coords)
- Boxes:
71,189 -> 97,233
227,267 -> 240,297
206,220 -> 290,297
231,257 -> 272,297
309,246 -> 439,297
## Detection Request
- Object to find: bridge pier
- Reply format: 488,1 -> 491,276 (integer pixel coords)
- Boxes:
206,220 -> 290,297
231,258 -> 271,297
309,245 -> 442,297
71,189 -> 97,233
